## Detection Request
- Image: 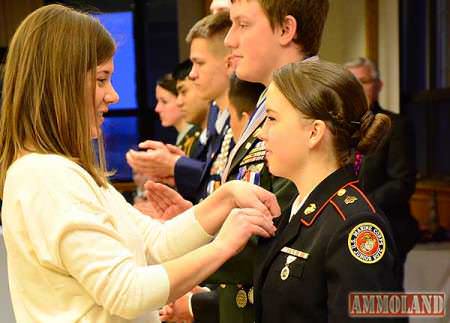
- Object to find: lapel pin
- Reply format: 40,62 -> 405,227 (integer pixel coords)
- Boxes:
304,203 -> 317,215
344,195 -> 358,205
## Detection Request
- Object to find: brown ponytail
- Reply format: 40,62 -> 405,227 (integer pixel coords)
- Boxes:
356,111 -> 391,154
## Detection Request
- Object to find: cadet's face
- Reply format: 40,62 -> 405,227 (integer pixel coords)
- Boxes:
176,79 -> 209,126
347,65 -> 382,106
91,58 -> 120,138
225,0 -> 280,84
189,38 -> 230,101
258,83 -> 312,180
155,85 -> 182,127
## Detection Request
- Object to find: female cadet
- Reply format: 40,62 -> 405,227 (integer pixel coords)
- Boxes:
155,73 -> 197,149
255,61 -> 404,323
0,5 -> 280,323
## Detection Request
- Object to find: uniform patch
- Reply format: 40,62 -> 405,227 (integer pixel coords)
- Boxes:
348,222 -> 386,264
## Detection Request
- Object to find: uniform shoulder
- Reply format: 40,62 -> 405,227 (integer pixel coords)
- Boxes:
329,183 -> 378,222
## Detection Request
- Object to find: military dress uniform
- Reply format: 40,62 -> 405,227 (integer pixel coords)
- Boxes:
200,93 -> 297,323
254,165 -> 405,323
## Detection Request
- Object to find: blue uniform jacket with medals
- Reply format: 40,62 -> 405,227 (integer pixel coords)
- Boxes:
254,165 -> 405,323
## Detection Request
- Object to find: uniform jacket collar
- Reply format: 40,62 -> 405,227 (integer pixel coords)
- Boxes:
266,166 -> 358,265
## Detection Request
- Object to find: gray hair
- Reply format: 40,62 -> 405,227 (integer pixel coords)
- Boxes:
344,57 -> 380,80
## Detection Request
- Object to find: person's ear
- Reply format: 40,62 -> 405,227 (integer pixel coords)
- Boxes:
278,15 -> 298,46
241,111 -> 250,123
308,120 -> 326,148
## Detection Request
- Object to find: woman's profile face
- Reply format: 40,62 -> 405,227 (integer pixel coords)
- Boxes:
91,58 -> 120,138
258,83 -> 313,180
155,85 -> 183,128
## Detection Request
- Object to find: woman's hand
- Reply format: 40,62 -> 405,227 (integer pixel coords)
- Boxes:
213,207 -> 277,257
144,180 -> 193,220
193,180 -> 281,236
222,180 -> 281,218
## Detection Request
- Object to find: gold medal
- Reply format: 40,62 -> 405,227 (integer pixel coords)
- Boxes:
248,287 -> 254,304
280,266 -> 290,280
236,289 -> 248,308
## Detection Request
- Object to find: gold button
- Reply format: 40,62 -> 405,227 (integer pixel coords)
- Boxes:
236,289 -> 248,308
220,284 -> 227,289
337,188 -> 346,196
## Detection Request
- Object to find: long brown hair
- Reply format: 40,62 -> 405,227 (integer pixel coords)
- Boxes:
0,4 -> 115,197
272,61 -> 391,165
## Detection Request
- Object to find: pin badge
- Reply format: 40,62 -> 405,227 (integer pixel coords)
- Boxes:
337,188 -> 347,196
304,203 -> 317,215
344,196 -> 358,204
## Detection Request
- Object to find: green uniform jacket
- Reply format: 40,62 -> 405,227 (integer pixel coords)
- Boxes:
206,123 -> 297,323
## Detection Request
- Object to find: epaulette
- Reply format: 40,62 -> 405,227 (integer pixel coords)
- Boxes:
329,183 -> 376,221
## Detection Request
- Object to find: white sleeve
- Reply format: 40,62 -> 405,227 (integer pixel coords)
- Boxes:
13,158 -> 171,319
112,189 -> 213,264
59,221 -> 170,319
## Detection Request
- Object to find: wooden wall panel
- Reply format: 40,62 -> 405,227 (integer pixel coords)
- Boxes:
410,181 -> 450,232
